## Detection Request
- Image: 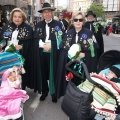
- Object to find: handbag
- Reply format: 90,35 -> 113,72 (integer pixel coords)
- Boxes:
61,81 -> 93,120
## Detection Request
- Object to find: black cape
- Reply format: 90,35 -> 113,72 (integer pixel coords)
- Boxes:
33,19 -> 63,94
84,21 -> 104,59
0,22 -> 34,89
56,27 -> 99,98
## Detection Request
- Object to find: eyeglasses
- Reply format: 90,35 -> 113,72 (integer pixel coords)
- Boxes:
73,18 -> 83,22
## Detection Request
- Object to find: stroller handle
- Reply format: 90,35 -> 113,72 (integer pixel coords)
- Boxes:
65,58 -> 91,81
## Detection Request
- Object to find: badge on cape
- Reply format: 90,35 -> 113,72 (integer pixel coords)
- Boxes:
5,30 -> 11,37
22,32 -> 25,36
37,28 -> 39,32
82,34 -> 87,39
83,40 -> 86,44
92,35 -> 97,43
58,30 -> 63,35
54,26 -> 60,31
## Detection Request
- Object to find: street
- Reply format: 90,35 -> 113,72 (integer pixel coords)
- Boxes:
23,34 -> 120,120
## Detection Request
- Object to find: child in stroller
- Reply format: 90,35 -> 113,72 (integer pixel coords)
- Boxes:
1,66 -> 22,89
0,49 -> 28,120
0,66 -> 29,120
92,65 -> 120,83
61,50 -> 120,120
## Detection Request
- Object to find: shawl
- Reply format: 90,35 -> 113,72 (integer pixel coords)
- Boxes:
77,74 -> 120,119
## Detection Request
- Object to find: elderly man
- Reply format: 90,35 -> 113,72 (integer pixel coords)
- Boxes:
33,2 -> 63,103
84,11 -> 104,60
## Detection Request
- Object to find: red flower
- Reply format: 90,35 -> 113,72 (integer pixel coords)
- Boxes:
66,72 -> 73,81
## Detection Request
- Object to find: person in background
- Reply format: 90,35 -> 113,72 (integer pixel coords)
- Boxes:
84,11 -> 104,60
54,16 -> 59,21
0,8 -> 34,90
112,19 -> 119,34
59,12 -> 68,32
56,11 -> 99,99
33,2 -> 63,103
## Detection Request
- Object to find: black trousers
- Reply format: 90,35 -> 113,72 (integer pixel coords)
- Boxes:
41,52 -> 50,94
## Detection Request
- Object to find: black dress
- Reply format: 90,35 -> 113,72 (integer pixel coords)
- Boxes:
84,21 -> 104,60
33,19 -> 63,95
0,22 -> 34,90
56,27 -> 99,98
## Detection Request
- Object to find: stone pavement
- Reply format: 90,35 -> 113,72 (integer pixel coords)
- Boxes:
109,33 -> 120,37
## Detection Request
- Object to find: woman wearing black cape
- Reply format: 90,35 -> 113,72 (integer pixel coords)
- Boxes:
56,11 -> 99,99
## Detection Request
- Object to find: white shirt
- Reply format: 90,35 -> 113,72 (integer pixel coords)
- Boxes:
39,19 -> 52,48
76,31 -> 78,43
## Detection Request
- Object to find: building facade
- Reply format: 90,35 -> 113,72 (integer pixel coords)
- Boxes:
0,0 -> 28,25
69,0 -> 92,13
96,0 -> 120,23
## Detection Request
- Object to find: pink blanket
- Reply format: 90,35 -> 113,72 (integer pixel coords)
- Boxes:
0,88 -> 29,119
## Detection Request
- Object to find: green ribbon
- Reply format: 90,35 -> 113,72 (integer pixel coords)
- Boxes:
56,31 -> 62,49
49,43 -> 55,95
93,22 -> 99,33
88,39 -> 95,57
0,39 -> 5,44
73,58 -> 85,80
5,44 -> 16,52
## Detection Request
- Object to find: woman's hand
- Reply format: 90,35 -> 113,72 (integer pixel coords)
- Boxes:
15,45 -> 22,50
79,52 -> 85,58
43,43 -> 51,52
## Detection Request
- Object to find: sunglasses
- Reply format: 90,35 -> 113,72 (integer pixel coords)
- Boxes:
73,18 -> 83,22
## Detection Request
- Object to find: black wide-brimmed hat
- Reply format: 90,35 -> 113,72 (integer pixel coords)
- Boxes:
38,2 -> 56,13
85,11 -> 96,18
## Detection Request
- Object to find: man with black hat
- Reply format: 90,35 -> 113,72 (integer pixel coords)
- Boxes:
33,2 -> 63,103
84,11 -> 104,60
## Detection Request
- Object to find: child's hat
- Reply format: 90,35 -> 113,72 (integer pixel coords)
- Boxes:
110,66 -> 120,77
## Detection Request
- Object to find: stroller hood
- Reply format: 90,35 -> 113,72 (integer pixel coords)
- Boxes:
97,50 -> 120,73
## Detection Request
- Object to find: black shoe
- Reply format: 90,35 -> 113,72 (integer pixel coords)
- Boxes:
40,93 -> 48,101
52,95 -> 57,103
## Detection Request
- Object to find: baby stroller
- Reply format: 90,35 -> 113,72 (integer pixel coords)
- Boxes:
61,50 -> 120,120
0,51 -> 29,120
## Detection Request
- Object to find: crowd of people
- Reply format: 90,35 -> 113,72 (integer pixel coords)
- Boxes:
0,2 -> 106,103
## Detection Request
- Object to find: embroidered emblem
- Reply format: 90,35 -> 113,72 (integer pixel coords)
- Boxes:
5,30 -> 11,37
83,40 -> 86,44
22,32 -> 25,36
82,34 -> 87,39
54,26 -> 60,31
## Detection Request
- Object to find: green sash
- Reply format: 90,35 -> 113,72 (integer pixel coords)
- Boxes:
49,43 -> 55,95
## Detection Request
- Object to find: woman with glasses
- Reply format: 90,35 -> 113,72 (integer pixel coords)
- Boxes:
56,11 -> 99,99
